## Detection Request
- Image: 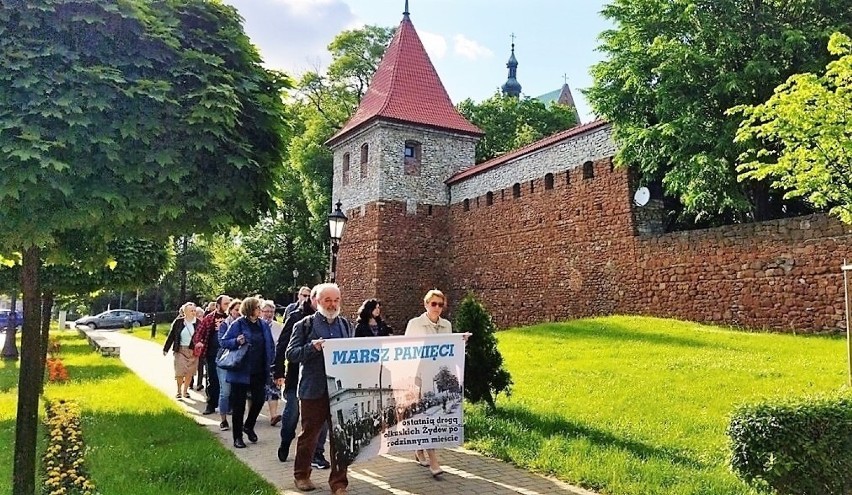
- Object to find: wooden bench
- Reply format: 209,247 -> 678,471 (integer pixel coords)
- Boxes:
77,327 -> 121,357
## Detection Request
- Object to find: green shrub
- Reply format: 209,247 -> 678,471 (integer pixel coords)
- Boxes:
454,293 -> 512,409
727,393 -> 852,494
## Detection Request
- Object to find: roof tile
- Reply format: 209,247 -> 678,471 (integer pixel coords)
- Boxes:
327,15 -> 483,145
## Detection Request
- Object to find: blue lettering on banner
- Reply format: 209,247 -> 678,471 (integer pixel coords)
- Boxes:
331,344 -> 456,365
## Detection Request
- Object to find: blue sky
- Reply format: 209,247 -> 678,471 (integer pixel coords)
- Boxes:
223,0 -> 613,122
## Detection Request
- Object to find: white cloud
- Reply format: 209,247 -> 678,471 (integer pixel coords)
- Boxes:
276,0 -> 338,16
224,0 -> 356,74
453,34 -> 493,61
418,30 -> 447,60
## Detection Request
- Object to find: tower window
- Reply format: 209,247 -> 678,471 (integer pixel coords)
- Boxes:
486,191 -> 494,206
404,140 -> 422,175
342,153 -> 350,186
545,173 -> 554,190
566,170 -> 571,185
360,150 -> 368,178
583,160 -> 594,179
530,180 -> 535,193
360,143 -> 369,166
463,199 -> 470,211
512,183 -> 521,198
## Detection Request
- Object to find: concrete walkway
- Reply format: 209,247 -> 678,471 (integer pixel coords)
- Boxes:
108,331 -> 596,495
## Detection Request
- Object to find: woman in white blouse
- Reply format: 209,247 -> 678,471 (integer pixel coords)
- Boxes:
163,302 -> 200,399
404,289 -> 451,478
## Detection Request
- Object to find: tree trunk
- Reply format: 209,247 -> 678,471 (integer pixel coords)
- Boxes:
37,291 -> 54,395
12,246 -> 40,495
1,292 -> 19,360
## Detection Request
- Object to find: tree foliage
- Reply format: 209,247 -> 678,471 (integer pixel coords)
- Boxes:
454,294 -> 512,410
0,1 -> 289,493
458,93 -> 578,163
734,33 -> 852,224
0,0 -> 289,247
586,0 -> 852,223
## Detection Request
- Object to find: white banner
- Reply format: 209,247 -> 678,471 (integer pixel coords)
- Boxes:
322,333 -> 466,466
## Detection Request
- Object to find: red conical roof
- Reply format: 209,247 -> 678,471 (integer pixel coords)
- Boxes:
327,14 -> 483,145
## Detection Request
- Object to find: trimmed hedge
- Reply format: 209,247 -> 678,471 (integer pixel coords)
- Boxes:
727,393 -> 852,494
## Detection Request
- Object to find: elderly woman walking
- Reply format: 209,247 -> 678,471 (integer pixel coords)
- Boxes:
163,302 -> 200,399
220,296 -> 276,449
405,290 -> 451,478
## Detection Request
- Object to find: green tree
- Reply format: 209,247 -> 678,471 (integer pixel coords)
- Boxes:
734,33 -> 852,224
0,235 -> 169,366
454,294 -> 512,410
586,0 -> 852,223
458,92 -> 578,163
0,2 -> 289,493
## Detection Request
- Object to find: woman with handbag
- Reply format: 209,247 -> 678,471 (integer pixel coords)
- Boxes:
220,296 -> 276,449
162,302 -> 200,399
215,298 -> 241,431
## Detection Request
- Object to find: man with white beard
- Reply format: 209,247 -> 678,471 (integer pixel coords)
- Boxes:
286,283 -> 353,495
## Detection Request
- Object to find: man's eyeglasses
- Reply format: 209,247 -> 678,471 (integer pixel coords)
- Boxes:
429,301 -> 444,308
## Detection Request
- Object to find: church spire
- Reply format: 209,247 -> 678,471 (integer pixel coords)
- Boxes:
501,34 -> 522,98
403,0 -> 409,19
326,4 -> 482,145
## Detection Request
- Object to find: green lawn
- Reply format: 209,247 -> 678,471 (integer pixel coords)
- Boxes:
464,316 -> 849,495
127,325 -> 167,346
0,330 -> 275,495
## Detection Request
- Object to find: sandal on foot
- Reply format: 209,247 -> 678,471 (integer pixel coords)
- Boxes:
414,451 -> 429,467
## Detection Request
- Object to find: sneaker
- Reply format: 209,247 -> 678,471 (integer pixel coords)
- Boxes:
219,420 -> 230,431
277,445 -> 289,462
202,406 -> 216,415
311,455 -> 330,470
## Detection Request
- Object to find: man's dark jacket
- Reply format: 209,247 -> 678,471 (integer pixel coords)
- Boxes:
272,299 -> 314,392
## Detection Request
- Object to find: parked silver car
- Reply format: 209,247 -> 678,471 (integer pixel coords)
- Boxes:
75,310 -> 149,330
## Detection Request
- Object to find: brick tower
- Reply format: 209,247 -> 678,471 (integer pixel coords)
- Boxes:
326,5 -> 483,330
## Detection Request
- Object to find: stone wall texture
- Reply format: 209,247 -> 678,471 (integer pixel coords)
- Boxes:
446,159 -> 852,333
337,201 -> 451,333
332,122 -> 478,210
334,123 -> 852,333
449,123 -> 616,203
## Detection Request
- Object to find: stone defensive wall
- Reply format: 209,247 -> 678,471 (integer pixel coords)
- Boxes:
446,124 -> 852,333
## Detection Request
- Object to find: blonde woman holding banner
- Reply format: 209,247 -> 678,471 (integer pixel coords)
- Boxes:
404,289 -> 452,478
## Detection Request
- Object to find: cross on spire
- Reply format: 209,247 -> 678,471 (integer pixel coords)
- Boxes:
403,0 -> 409,17
510,32 -> 516,46
563,73 -> 569,84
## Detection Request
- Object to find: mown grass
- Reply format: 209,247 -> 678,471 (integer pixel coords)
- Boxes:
127,325 -> 166,346
464,316 -> 849,495
0,329 -> 275,495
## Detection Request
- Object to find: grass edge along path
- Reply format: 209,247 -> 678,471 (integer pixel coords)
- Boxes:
464,315 -> 849,495
0,330 -> 277,495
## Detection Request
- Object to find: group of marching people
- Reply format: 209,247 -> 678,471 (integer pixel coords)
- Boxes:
162,284 -> 456,495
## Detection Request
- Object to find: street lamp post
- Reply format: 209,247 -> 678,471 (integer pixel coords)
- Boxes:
327,200 -> 348,283
292,268 -> 299,303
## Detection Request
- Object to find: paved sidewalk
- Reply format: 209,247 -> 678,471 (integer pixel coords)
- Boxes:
109,331 -> 596,495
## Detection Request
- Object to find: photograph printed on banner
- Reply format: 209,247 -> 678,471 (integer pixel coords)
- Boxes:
322,333 -> 466,466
